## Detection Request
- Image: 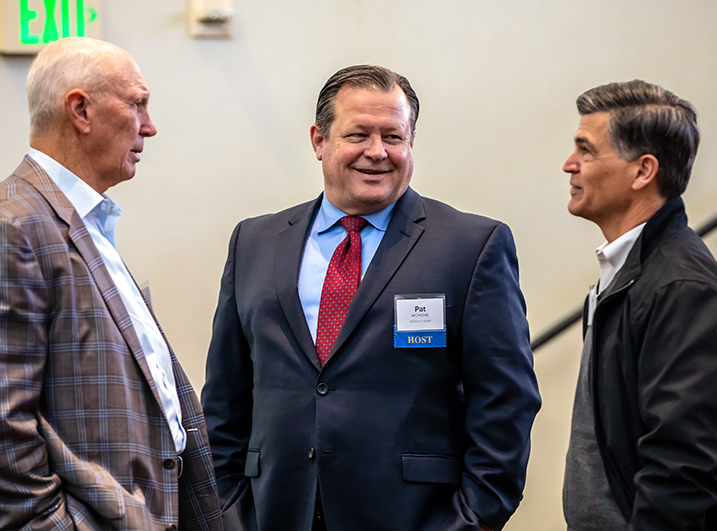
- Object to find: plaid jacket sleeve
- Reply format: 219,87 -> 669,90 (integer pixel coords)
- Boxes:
0,210 -> 76,530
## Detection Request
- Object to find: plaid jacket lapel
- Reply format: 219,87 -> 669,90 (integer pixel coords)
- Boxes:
15,156 -> 166,413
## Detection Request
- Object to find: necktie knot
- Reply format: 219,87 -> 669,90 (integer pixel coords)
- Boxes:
340,216 -> 368,234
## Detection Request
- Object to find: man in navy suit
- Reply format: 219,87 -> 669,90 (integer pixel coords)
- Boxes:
202,65 -> 540,531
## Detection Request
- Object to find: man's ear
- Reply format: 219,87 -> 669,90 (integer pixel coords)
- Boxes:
310,124 -> 325,161
632,154 -> 659,192
65,89 -> 92,134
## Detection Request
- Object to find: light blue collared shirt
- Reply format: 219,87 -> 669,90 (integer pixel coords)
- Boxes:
28,148 -> 186,454
298,196 -> 396,343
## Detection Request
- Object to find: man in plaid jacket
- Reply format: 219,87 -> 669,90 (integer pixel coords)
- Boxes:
0,38 -> 222,531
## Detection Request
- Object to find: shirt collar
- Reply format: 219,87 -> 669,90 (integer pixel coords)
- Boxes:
595,222 -> 646,293
28,148 -> 121,220
315,195 -> 396,234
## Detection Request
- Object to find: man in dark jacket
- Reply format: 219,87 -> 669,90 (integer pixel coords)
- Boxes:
562,80 -> 717,530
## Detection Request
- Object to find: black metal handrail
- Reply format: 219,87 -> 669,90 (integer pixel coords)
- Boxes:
530,211 -> 717,351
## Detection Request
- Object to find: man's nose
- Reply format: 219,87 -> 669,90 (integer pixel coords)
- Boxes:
364,135 -> 387,160
563,150 -> 578,173
141,113 -> 157,137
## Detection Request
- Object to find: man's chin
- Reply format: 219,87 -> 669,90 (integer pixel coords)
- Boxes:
567,204 -> 597,224
339,197 -> 388,216
117,167 -> 137,186
567,199 -> 583,218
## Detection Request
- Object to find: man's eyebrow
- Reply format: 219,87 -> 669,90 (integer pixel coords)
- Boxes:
134,90 -> 150,103
574,136 -> 595,150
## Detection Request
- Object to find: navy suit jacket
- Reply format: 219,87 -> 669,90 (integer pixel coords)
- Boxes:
202,188 -> 540,531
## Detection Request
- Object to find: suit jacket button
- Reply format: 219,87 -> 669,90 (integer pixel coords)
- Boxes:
163,459 -> 176,470
308,448 -> 316,459
316,383 -> 329,395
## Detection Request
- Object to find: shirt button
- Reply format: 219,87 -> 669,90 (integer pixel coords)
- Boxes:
308,448 -> 316,460
316,383 -> 329,395
163,459 -> 176,470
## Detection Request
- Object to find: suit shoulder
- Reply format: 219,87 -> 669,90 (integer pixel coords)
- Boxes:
420,196 -> 503,228
0,172 -> 26,204
418,195 -> 511,248
0,174 -> 54,221
229,197 -> 318,241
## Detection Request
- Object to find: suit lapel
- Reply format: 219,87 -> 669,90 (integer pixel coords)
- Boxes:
328,188 -> 426,364
68,217 -> 161,394
16,157 -> 164,408
275,196 -> 324,371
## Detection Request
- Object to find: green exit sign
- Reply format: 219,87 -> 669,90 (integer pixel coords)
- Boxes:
1,0 -> 101,55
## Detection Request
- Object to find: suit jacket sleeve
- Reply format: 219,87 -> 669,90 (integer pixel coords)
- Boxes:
451,223 -> 541,531
0,216 -> 75,530
202,223 -> 255,509
631,280 -> 717,530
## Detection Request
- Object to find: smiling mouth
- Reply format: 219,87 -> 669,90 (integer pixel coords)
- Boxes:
355,168 -> 390,175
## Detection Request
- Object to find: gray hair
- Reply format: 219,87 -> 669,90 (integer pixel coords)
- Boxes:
576,80 -> 699,199
315,64 -> 419,139
26,37 -> 131,137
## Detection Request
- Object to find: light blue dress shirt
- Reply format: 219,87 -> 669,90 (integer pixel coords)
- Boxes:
298,195 -> 395,343
28,149 -> 186,454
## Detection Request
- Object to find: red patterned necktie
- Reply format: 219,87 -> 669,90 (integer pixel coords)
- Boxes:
315,216 -> 369,365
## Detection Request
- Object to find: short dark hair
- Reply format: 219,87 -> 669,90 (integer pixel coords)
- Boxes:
576,80 -> 699,199
315,64 -> 419,139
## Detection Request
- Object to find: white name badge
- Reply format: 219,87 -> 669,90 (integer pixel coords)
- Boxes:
394,294 -> 446,348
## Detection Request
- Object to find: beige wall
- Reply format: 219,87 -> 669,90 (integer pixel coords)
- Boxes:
2,1 -> 717,528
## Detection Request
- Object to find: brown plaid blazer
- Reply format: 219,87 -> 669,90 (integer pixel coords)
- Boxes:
0,157 -> 223,531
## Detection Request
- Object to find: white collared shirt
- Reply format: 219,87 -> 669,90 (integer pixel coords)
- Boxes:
298,196 -> 395,343
595,223 -> 646,296
586,223 -> 645,326
28,149 -> 186,454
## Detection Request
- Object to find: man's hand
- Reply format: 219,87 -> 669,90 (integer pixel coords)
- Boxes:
479,523 -> 493,531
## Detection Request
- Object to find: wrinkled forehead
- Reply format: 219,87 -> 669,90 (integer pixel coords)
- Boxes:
102,54 -> 149,97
